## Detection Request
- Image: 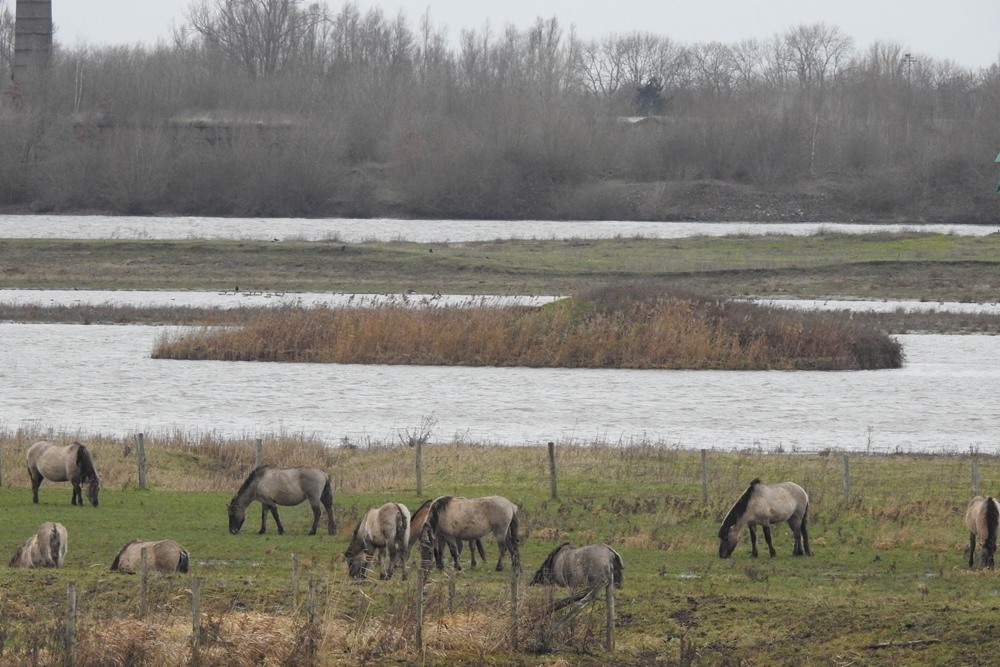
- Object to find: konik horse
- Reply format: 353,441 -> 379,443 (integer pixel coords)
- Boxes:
110,539 -> 189,574
419,495 -> 520,572
965,495 -> 1000,569
344,502 -> 410,580
530,542 -> 623,589
27,441 -> 100,507
9,522 -> 67,568
227,465 -> 336,536
718,478 -> 811,558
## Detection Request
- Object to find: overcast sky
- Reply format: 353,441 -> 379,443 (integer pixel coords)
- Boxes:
44,0 -> 1000,70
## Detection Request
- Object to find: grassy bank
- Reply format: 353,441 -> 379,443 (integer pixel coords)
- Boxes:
151,287 -> 903,370
0,428 -> 998,665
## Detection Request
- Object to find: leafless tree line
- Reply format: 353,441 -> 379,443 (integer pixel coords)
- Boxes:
0,0 -> 998,220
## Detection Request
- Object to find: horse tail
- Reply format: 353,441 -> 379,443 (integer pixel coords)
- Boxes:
110,540 -> 136,571
475,539 -> 486,560
507,510 -> 520,548
394,506 -> 408,557
321,475 -> 334,509
49,525 -> 62,567
76,444 -> 99,482
985,497 -> 999,554
610,547 -> 624,589
177,549 -> 190,574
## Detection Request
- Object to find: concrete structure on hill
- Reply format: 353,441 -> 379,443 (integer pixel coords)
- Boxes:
13,0 -> 52,81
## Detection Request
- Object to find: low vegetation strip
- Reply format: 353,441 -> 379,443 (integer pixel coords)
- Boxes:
152,286 -> 904,370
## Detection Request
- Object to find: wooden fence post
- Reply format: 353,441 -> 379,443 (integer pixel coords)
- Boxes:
548,442 -> 558,500
448,571 -> 457,613
139,547 -> 149,618
291,553 -> 299,610
65,582 -> 77,667
843,455 -> 851,504
255,438 -> 264,468
415,567 -> 425,653
972,458 -> 979,497
700,449 -> 708,503
510,569 -> 519,651
191,577 -> 202,667
605,565 -> 616,652
415,440 -> 423,497
136,433 -> 147,490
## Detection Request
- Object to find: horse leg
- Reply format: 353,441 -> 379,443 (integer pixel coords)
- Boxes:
259,504 -> 269,534
29,468 -> 43,504
968,533 -> 977,567
308,501 -> 321,536
448,538 -> 462,571
71,479 -> 82,506
748,525 -> 759,557
762,525 -> 777,557
271,507 -> 284,535
800,516 -> 812,556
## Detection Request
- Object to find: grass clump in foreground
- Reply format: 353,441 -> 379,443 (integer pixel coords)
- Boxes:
152,285 -> 904,370
1,427 -> 1000,666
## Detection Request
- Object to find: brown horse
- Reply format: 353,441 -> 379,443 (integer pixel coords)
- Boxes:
227,465 -> 336,536
410,499 -> 485,567
419,495 -> 520,572
344,502 -> 410,580
718,478 -> 811,558
111,539 -> 189,574
27,440 -> 100,507
965,495 -> 1000,569
9,522 -> 67,568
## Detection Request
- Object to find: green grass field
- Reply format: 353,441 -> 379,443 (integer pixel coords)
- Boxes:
2,433 -> 1000,666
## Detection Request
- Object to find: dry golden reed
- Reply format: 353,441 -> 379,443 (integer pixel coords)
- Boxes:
153,287 -> 903,370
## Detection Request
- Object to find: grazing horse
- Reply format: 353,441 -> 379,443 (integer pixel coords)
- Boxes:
9,522 -> 67,568
530,543 -> 624,589
965,495 -> 1000,569
409,499 -> 485,568
111,539 -> 189,574
344,502 -> 411,580
27,440 -> 101,507
419,495 -> 520,572
718,478 -> 811,558
227,465 -> 336,536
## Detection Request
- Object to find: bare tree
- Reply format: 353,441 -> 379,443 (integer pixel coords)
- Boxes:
783,23 -> 854,91
185,0 -> 327,78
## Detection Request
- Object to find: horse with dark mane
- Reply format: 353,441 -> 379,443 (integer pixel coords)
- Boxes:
228,465 -> 336,536
419,495 -> 519,572
530,542 -> 623,589
965,495 -> 1000,569
111,539 -> 189,574
9,522 -> 67,568
344,502 -> 410,580
27,441 -> 100,507
718,478 -> 811,558
410,499 -> 485,568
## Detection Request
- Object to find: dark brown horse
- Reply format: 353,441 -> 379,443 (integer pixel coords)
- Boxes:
965,495 -> 1000,569
718,478 -> 811,558
227,465 -> 336,536
27,441 -> 100,507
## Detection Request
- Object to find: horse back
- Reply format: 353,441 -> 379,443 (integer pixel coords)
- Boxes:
256,467 -> 328,505
749,481 -> 809,525
27,441 -> 69,481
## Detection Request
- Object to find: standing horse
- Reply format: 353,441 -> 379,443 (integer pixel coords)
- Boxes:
227,465 -> 336,536
111,539 -> 189,574
718,478 -> 811,558
344,502 -> 410,580
530,542 -> 623,589
9,522 -> 67,568
27,440 -> 100,507
409,499 -> 486,568
419,495 -> 520,572
965,495 -> 1000,569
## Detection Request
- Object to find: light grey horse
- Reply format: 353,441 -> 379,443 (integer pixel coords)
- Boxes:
530,542 -> 623,589
110,539 -> 189,574
344,502 -> 411,580
965,495 -> 1000,569
718,478 -> 811,558
27,440 -> 100,507
227,465 -> 336,536
419,495 -> 520,572
9,522 -> 67,568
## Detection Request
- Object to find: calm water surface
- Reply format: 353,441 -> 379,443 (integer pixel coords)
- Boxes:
2,323 -> 997,454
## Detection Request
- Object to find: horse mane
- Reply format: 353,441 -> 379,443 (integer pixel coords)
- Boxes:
411,499 -> 433,517
74,443 -> 99,482
986,496 -> 999,554
234,466 -> 270,499
177,549 -> 190,574
537,542 -> 572,578
718,478 -> 762,539
110,539 -> 140,571
426,496 -> 454,533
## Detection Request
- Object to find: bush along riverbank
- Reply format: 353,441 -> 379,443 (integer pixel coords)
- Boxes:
152,285 -> 904,370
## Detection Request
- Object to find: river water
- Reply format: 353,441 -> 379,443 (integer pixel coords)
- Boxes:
2,323 -> 998,454
3,215 -> 998,453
